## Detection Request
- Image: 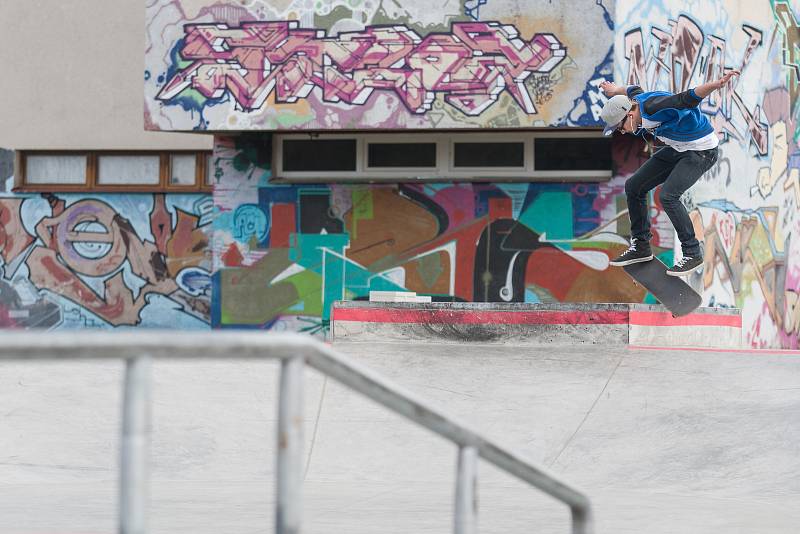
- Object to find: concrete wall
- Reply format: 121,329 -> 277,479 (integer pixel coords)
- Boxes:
210,134 -> 653,333
144,0 -> 613,130
614,0 -> 800,348
0,0 -> 211,150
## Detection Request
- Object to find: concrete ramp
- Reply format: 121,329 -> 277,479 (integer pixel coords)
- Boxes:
1,341 -> 798,534
332,301 -> 742,349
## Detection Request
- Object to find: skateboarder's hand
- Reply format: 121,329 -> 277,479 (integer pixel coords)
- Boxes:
599,80 -> 621,97
715,69 -> 741,90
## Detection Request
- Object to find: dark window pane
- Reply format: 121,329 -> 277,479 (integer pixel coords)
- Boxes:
368,143 -> 436,168
283,139 -> 356,172
534,137 -> 612,171
453,142 -> 524,167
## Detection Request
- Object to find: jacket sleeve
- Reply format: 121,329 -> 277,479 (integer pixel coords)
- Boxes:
626,85 -> 644,98
641,88 -> 703,114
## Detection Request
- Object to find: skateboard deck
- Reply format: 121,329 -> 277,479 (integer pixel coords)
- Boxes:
623,258 -> 702,317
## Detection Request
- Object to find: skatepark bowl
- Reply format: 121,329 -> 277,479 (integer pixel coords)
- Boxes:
1,327 -> 799,533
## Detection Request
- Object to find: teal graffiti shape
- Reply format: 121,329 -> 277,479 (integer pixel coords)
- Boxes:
289,233 -> 405,321
518,191 -> 574,240
233,204 -> 268,243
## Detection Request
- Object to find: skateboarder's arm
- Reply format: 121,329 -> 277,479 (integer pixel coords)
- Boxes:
599,80 -> 643,98
693,69 -> 741,98
641,69 -> 741,113
641,90 -> 704,113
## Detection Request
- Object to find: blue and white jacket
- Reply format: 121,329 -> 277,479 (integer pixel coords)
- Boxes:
626,85 -> 715,142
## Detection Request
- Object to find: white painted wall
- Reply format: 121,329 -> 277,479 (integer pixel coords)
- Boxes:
0,0 -> 212,150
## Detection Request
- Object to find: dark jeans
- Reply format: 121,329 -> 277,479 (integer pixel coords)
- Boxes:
625,145 -> 718,257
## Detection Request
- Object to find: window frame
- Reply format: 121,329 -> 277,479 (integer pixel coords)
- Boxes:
16,150 -> 213,192
204,153 -> 218,188
272,131 -> 612,183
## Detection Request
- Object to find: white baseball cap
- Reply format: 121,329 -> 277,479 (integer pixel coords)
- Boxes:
600,94 -> 633,136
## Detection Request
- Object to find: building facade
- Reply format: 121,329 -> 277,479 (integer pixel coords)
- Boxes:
2,0 -> 799,348
0,0 -> 214,330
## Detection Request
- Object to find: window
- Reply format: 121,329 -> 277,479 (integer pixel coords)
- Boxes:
273,132 -> 611,182
170,154 -> 198,186
17,151 -> 213,192
25,154 -> 88,185
452,142 -> 525,168
534,137 -> 612,171
98,155 -> 160,185
367,142 -> 437,168
283,139 -> 357,171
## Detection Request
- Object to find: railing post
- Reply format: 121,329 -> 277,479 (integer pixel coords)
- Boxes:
119,355 -> 152,534
570,504 -> 594,534
454,445 -> 478,534
276,356 -> 305,534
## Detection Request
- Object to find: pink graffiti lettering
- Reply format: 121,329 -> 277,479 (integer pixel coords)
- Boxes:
157,21 -> 566,116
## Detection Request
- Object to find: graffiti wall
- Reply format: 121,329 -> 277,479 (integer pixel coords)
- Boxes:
615,0 -> 800,348
0,185 -> 212,330
145,0 -> 613,130
211,134 -> 666,334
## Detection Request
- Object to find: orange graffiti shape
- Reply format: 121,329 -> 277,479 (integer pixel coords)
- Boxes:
26,199 -> 183,326
0,199 -> 35,266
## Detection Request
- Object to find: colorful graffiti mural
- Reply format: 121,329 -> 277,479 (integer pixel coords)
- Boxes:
211,135 -> 661,335
158,21 -> 567,116
615,0 -> 800,347
0,192 -> 212,330
689,200 -> 790,347
145,0 -> 612,130
132,0 -> 800,348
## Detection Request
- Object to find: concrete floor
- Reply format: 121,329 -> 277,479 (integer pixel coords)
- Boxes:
1,341 -> 799,533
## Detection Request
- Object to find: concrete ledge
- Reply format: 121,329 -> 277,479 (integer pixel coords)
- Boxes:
628,305 -> 742,349
331,301 -> 742,349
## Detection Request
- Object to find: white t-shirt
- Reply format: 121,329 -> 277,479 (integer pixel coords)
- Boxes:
641,117 -> 719,152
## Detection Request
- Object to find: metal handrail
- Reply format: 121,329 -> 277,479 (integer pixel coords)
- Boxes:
0,331 -> 594,534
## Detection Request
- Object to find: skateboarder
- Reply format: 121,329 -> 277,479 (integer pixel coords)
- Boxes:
599,70 -> 740,276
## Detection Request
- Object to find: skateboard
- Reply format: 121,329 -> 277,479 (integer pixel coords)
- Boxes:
623,258 -> 702,317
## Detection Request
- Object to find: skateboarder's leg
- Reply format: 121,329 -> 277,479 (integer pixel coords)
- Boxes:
624,148 -> 677,243
658,147 -> 718,275
610,148 -> 675,266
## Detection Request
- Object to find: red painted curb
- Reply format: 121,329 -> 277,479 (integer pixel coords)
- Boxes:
332,307 -> 630,325
629,310 -> 741,327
